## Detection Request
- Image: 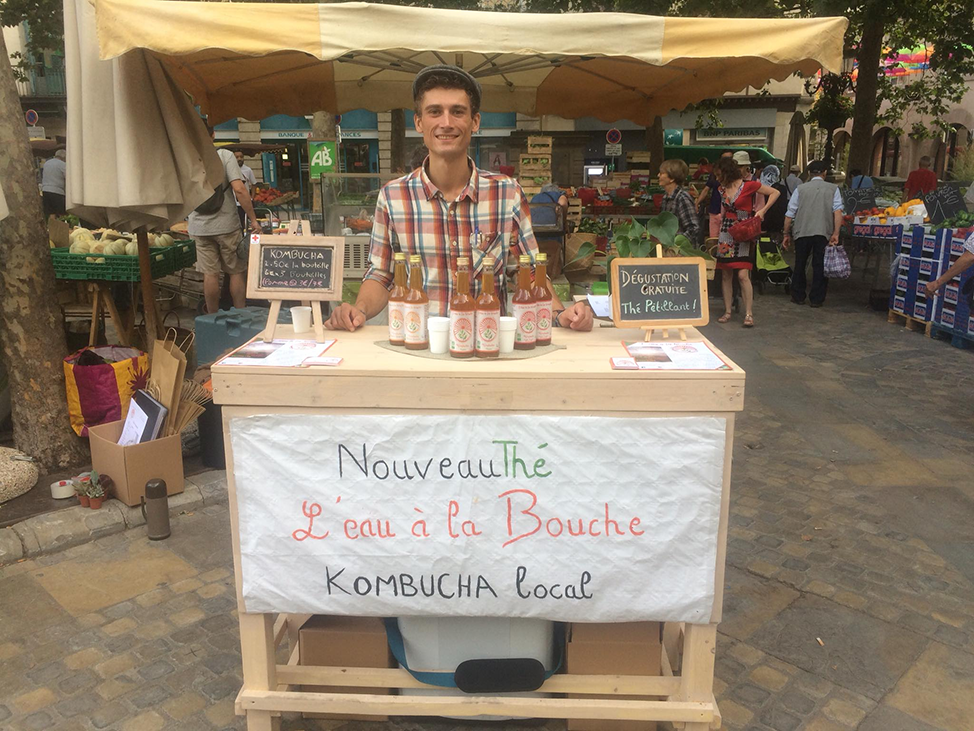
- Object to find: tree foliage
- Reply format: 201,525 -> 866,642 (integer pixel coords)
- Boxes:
0,0 -> 62,80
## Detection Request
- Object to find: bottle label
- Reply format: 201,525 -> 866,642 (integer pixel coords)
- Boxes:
476,308 -> 501,352
512,302 -> 536,344
536,303 -> 552,342
388,304 -> 404,342
403,302 -> 428,344
450,310 -> 475,353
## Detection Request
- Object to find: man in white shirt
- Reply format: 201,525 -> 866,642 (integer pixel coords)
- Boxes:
233,150 -> 258,231
42,150 -> 67,218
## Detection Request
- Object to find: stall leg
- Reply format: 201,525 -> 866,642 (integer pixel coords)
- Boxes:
677,623 -> 718,731
88,285 -> 102,346
98,283 -> 130,347
239,612 -> 279,730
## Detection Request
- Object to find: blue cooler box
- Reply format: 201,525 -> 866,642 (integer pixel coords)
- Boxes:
194,306 -> 290,365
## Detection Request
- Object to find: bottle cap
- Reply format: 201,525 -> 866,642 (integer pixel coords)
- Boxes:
393,252 -> 406,261
409,254 -> 422,264
457,257 -> 469,266
519,254 -> 531,264
537,253 -> 547,262
483,256 -> 495,266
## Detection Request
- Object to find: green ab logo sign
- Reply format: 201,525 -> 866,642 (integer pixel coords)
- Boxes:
308,140 -> 337,176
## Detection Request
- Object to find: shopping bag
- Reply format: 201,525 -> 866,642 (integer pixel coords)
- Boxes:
824,244 -> 852,279
150,331 -> 188,437
63,346 -> 149,436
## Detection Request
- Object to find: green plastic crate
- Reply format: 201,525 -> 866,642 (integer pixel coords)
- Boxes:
171,240 -> 197,270
51,246 -> 173,282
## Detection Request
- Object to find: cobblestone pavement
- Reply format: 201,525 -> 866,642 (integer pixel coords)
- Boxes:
1,279 -> 973,731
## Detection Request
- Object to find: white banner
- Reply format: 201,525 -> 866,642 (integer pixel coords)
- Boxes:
232,414 -> 726,623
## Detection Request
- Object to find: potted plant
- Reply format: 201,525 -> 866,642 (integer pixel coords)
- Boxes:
74,479 -> 89,507
87,479 -> 106,510
566,217 -> 609,274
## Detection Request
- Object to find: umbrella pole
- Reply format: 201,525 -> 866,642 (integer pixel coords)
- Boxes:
136,228 -> 161,343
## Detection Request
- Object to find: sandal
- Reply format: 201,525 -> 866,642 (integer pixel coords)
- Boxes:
743,314 -> 754,328
717,312 -> 732,324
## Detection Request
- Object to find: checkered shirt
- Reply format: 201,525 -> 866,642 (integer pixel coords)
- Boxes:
660,186 -> 700,243
363,161 -> 538,317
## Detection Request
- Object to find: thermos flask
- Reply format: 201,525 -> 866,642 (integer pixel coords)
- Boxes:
140,479 -> 171,540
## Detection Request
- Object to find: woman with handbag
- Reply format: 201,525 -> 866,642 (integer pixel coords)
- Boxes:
715,156 -> 780,327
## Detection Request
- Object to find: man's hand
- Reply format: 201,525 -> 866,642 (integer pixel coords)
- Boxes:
557,301 -> 593,331
925,278 -> 942,297
249,218 -> 262,236
828,232 -> 840,246
326,302 -> 367,331
782,233 -> 792,250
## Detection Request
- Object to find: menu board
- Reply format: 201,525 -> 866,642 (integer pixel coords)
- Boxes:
246,235 -> 344,301
923,185 -> 967,225
610,257 -> 709,329
842,186 -> 877,214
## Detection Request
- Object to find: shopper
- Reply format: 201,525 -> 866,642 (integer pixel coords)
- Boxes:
692,156 -> 712,181
904,156 -> 938,200
785,164 -> 802,196
659,159 -> 700,243
41,150 -> 67,218
715,156 -> 780,327
233,150 -> 258,232
759,164 -> 789,241
782,159 -> 844,307
326,64 -> 592,331
848,167 -> 873,189
696,150 -> 734,240
188,126 -> 262,314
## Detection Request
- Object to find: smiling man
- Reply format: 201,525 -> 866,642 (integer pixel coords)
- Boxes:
326,64 -> 592,331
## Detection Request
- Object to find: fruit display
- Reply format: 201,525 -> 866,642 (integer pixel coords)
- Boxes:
932,210 -> 974,234
253,187 -> 284,204
66,227 -> 177,257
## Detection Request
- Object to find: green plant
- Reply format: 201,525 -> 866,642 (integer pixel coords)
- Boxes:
568,212 -> 713,267
948,145 -> 974,182
575,218 -> 609,236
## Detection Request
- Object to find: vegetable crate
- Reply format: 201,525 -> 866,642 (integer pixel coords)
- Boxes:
520,154 -> 551,169
888,226 -> 943,326
50,247 -> 174,282
172,239 -> 197,271
932,229 -> 974,343
526,135 -> 552,154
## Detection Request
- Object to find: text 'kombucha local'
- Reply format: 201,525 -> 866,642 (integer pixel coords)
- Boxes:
387,252 -> 408,346
449,257 -> 475,358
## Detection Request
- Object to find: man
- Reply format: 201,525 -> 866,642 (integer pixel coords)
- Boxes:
925,233 -> 974,297
782,160 -> 844,307
848,167 -> 873,189
233,150 -> 258,231
326,65 -> 592,331
188,127 -> 262,314
41,150 -> 67,218
696,150 -> 734,240
784,164 -> 802,196
904,155 -> 938,200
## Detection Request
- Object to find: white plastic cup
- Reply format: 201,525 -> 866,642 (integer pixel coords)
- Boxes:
428,317 -> 450,354
290,306 -> 312,333
499,316 -> 516,354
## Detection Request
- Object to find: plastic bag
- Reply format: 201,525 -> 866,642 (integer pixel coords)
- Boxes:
824,244 -> 851,279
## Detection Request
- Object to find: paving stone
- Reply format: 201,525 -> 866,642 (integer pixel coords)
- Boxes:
201,614 -> 236,634
135,638 -> 172,662
201,674 -> 242,701
102,617 -> 139,637
160,690 -> 208,721
96,675 -> 139,701
0,704 -> 9,723
748,665 -> 789,692
718,698 -> 754,729
777,687 -> 817,715
13,687 -> 57,713
57,669 -> 99,695
54,692 -> 101,718
63,647 -> 105,670
121,711 -> 166,731
137,658 -> 176,681
21,710 -> 54,730
203,651 -> 242,676
730,683 -> 772,711
91,701 -> 129,729
857,704 -> 945,731
0,527 -> 24,564
94,651 -> 138,679
758,705 -> 803,731
885,641 -> 974,731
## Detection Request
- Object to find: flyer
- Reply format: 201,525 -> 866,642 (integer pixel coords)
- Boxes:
219,339 -> 336,367
612,341 -> 730,371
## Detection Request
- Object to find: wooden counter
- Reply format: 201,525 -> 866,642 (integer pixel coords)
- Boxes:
213,324 -> 744,731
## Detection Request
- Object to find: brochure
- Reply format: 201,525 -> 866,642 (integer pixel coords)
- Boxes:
219,339 -> 336,367
612,340 -> 731,371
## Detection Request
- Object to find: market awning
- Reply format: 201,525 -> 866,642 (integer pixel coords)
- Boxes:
92,0 -> 846,126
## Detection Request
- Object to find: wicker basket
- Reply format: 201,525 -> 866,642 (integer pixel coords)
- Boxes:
564,232 -> 597,273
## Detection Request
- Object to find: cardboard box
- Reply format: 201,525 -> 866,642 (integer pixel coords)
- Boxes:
88,420 -> 184,507
298,615 -> 395,721
566,622 -> 662,731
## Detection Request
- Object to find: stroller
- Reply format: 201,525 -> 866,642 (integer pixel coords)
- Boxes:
754,235 -> 792,294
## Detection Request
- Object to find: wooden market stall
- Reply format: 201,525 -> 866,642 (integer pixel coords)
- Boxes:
212,322 -> 744,730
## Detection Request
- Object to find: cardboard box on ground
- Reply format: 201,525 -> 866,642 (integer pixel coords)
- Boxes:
566,622 -> 662,731
88,420 -> 184,506
298,616 -> 395,721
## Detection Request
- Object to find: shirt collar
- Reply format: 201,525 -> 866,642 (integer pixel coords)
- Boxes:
418,157 -> 480,204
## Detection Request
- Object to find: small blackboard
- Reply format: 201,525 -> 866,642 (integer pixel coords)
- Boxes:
842,186 -> 877,214
610,257 -> 709,329
246,235 -> 344,301
923,185 -> 968,225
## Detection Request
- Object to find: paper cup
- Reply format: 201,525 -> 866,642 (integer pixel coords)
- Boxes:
290,306 -> 313,333
429,317 -> 449,354
499,316 -> 516,354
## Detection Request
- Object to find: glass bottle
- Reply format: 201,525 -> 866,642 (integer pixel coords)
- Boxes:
475,256 -> 501,358
387,252 -> 408,346
403,254 -> 429,350
532,252 -> 552,346
512,254 -> 536,350
449,257 -> 476,358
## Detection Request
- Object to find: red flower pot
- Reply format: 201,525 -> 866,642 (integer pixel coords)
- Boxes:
78,495 -> 90,507
89,496 -> 104,510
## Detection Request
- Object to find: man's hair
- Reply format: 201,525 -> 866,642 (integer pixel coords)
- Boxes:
919,155 -> 932,168
660,159 -> 689,186
715,156 -> 743,184
54,149 -> 66,161
807,160 -> 828,175
849,167 -> 862,177
697,156 -> 710,165
414,71 -> 481,116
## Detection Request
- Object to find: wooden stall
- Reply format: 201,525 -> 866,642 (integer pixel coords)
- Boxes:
213,321 -> 744,731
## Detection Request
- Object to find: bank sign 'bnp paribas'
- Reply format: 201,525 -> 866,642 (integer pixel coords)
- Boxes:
308,140 -> 338,177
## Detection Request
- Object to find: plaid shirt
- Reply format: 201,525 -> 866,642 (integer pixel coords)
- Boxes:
661,186 -> 700,243
364,161 -> 538,317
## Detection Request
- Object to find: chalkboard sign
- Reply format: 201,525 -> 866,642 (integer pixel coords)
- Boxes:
246,235 -> 344,301
923,185 -> 968,225
842,186 -> 877,214
610,257 -> 709,330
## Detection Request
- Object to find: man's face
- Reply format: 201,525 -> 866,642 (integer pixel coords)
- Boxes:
234,151 -> 245,167
414,87 -> 480,160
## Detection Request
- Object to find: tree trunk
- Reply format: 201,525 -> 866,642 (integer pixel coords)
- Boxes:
647,116 -> 664,177
823,129 -> 835,172
0,36 -> 88,471
311,111 -> 337,215
390,109 -> 406,173
847,3 -> 885,175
